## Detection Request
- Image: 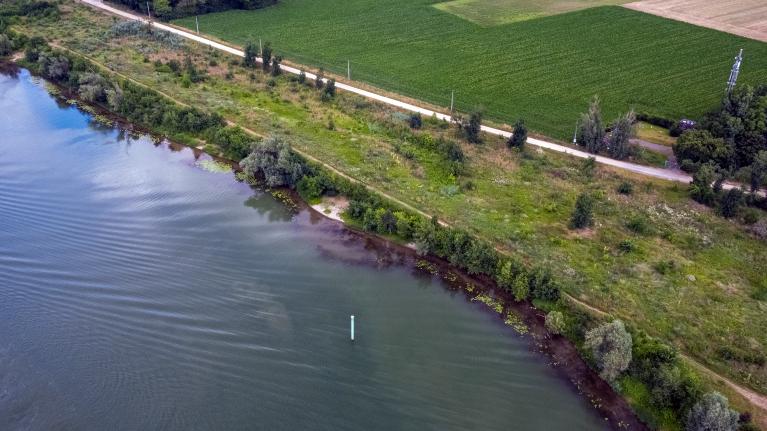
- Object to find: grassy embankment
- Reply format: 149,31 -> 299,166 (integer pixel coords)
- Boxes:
19,1 -> 767,423
173,0 -> 767,141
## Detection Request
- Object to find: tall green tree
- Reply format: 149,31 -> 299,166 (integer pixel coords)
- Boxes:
507,119 -> 527,149
584,320 -> 633,382
569,193 -> 594,229
243,41 -> 258,68
608,110 -> 635,160
463,110 -> 483,144
577,96 -> 605,154
261,41 -> 272,72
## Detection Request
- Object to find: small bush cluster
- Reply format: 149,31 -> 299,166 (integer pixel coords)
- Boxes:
108,20 -> 185,50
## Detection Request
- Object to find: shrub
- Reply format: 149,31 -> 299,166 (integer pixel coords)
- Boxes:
569,193 -> 594,229
685,392 -> 739,431
0,34 -> 11,57
618,239 -> 636,253
617,181 -> 633,195
511,273 -> 529,302
408,113 -> 422,129
545,311 -> 566,335
528,266 -> 560,301
584,320 -> 632,382
507,119 -> 527,149
626,215 -> 650,234
239,135 -> 305,188
718,188 -> 744,218
461,109 -> 483,144
689,163 -> 721,206
211,126 -> 251,160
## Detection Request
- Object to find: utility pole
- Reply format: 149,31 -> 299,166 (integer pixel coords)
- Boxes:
726,48 -> 744,94
195,16 -> 199,34
146,1 -> 151,20
450,90 -> 454,114
259,38 -> 263,57
572,122 -> 578,145
347,60 -> 350,80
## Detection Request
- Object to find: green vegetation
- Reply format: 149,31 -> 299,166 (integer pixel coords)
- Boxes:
175,0 -> 767,140
14,2 -> 767,426
110,0 -> 277,20
433,0 -> 628,26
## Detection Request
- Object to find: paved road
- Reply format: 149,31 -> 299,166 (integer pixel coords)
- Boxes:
78,0 -> 696,183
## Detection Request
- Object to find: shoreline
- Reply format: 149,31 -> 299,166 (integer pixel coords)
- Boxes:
4,60 -> 648,430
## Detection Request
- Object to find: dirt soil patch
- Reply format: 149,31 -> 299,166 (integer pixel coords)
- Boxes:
625,0 -> 767,42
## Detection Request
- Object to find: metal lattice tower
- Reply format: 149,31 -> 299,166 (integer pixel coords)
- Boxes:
726,49 -> 744,93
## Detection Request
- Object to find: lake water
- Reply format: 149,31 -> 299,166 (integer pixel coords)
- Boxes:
0,69 -> 607,430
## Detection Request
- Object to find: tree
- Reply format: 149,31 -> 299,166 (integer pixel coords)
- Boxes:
462,109 -> 483,143
577,96 -> 605,154
321,78 -> 336,101
409,113 -> 422,129
545,311 -> 565,335
0,34 -> 11,57
511,273 -> 529,302
608,110 -> 635,160
495,259 -> 517,292
507,119 -> 527,149
584,320 -> 633,382
718,188 -> 744,218
270,55 -> 282,76
569,193 -> 594,229
239,136 -> 305,188
315,68 -> 324,89
38,52 -> 70,81
243,41 -> 258,68
749,150 -> 767,192
685,392 -> 739,431
673,130 -> 732,172
78,72 -> 109,103
690,163 -> 721,206
152,0 -> 172,18
261,42 -> 272,72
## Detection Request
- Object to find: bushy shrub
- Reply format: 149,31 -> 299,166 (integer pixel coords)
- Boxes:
507,119 -> 527,149
107,20 -> 184,50
408,113 -> 422,129
585,320 -> 632,382
239,135 -> 304,188
617,181 -> 633,195
685,392 -> 739,431
211,126 -> 252,160
569,193 -> 594,229
545,311 -> 565,335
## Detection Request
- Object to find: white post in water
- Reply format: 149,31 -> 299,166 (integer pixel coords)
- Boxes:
195,16 -> 199,34
350,315 -> 355,341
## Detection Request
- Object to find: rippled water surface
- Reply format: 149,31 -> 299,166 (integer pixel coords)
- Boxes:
0,70 -> 607,430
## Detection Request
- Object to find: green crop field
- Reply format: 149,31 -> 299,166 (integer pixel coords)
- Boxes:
434,0 -> 629,26
176,0 -> 767,140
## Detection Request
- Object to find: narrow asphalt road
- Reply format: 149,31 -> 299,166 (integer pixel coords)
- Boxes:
78,0 -> 699,185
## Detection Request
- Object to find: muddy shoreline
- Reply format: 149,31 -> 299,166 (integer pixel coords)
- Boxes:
5,61 -> 647,430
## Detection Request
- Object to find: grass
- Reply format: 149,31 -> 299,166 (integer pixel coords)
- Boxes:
22,0 -> 767,410
636,122 -> 677,147
173,0 -> 767,141
433,0 -> 629,26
